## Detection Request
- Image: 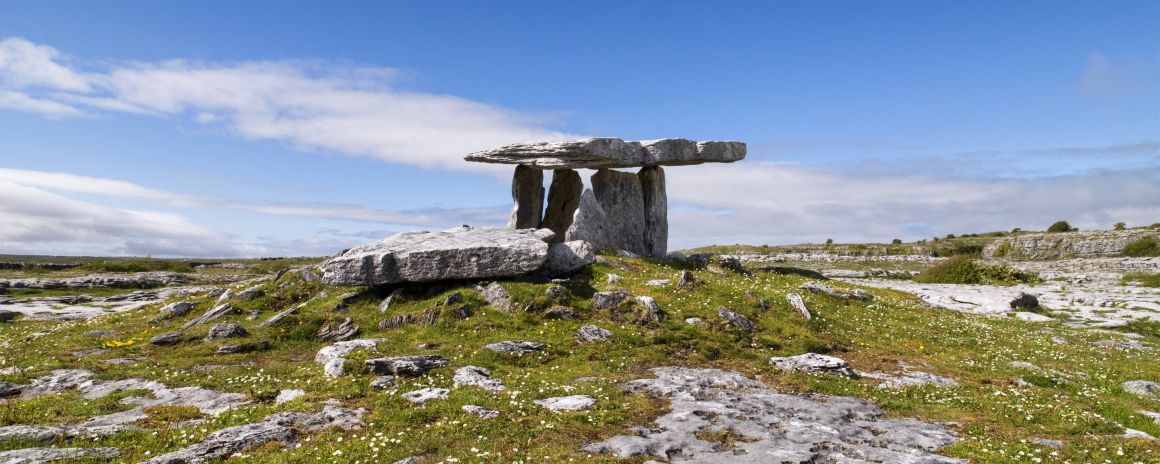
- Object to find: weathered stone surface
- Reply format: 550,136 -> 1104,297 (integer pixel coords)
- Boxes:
370,376 -> 396,390
638,166 -> 668,257
577,324 -> 613,343
315,339 -> 384,379
159,301 -> 197,318
274,389 -> 305,405
592,291 -> 631,309
236,285 -> 264,300
485,340 -> 546,355
317,317 -> 359,342
507,165 -> 544,229
1123,380 -> 1160,397
0,447 -> 120,463
786,293 -> 811,320
635,296 -> 664,324
676,270 -> 696,290
181,303 -> 236,329
541,240 -> 596,275
462,405 -> 500,419
464,138 -> 746,169
403,387 -> 449,405
453,366 -> 505,392
379,314 -> 415,329
150,332 -> 182,346
0,272 -> 186,290
474,282 -> 513,311
592,169 -> 647,255
563,189 -> 611,250
534,395 -> 595,411
769,353 -> 857,378
862,370 -> 960,389
322,226 -> 552,286
542,306 -> 579,320
717,306 -> 755,333
801,282 -> 873,301
205,323 -> 247,341
379,288 -> 403,312
541,169 -> 583,242
0,382 -> 22,399
983,229 -> 1160,259
366,355 -> 448,376
1010,292 -> 1040,310
215,341 -> 270,355
582,367 -> 961,463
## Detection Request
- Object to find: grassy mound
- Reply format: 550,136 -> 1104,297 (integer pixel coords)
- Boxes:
913,256 -> 1039,285
1122,236 -> 1160,257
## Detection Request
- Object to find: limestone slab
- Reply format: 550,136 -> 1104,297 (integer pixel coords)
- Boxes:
465,138 -> 746,169
592,169 -> 647,255
507,165 -> 544,229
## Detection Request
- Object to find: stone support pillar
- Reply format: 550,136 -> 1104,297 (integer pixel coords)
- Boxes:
540,169 -> 583,243
639,166 -> 668,257
506,165 -> 544,229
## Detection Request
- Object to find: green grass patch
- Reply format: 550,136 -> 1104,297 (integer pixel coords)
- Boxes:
1122,236 -> 1160,257
913,256 -> 1040,285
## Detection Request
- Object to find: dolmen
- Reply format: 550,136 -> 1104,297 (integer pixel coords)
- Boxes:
465,137 -> 746,258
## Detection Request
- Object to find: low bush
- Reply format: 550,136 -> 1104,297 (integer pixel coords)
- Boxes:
1122,236 -> 1160,257
1046,220 -> 1072,233
914,256 -> 1039,285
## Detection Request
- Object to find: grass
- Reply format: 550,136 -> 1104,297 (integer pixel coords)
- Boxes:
0,254 -> 1156,463
1123,272 -> 1160,288
1123,236 -> 1160,257
913,256 -> 1040,285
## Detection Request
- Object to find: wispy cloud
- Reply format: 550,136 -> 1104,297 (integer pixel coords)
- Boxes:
0,37 -> 573,174
1078,52 -> 1146,98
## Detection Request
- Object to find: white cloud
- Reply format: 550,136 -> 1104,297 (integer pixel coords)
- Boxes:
1078,52 -> 1144,98
0,37 -> 572,174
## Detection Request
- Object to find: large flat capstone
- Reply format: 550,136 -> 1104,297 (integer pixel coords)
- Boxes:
465,138 -> 746,169
322,226 -> 553,285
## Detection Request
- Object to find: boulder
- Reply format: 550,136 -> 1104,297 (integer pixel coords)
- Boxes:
464,138 -> 746,169
365,355 -> 448,376
507,165 -> 544,229
474,282 -> 513,311
485,340 -> 545,355
577,324 -> 613,343
216,341 -> 271,355
322,226 -> 553,285
786,293 -> 811,320
150,332 -> 182,346
534,395 -> 595,411
542,306 -> 579,320
563,189 -> 611,250
453,366 -> 505,392
315,339 -> 385,379
541,169 -> 583,241
0,382 -> 22,399
676,270 -> 696,290
544,285 -> 570,300
592,169 -> 647,256
236,285 -> 264,300
769,353 -> 857,378
274,389 -> 305,405
403,387 -> 449,405
205,323 -> 247,341
159,301 -> 197,318
0,310 -> 19,323
635,296 -> 664,324
1123,380 -> 1160,397
638,166 -> 668,257
1010,292 -> 1040,310
717,306 -> 755,333
592,291 -> 631,309
316,318 -> 359,342
541,241 -> 596,275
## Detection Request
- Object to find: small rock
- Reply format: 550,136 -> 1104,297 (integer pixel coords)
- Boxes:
873,371 -> 959,389
159,301 -> 197,318
1123,380 -> 1160,397
462,405 -> 499,419
1031,438 -> 1062,448
717,306 -> 755,333
85,329 -> 118,338
403,387 -> 449,405
236,285 -> 265,300
801,282 -> 872,301
1014,312 -> 1052,322
684,317 -> 703,325
274,389 -> 305,405
606,273 -> 623,284
317,317 -> 359,342
645,279 -> 670,287
545,285 -> 570,300
592,291 -> 631,309
369,376 -> 396,390
786,293 -> 811,320
315,338 -> 385,379
676,270 -> 696,289
205,323 -> 248,341
366,355 -> 449,376
418,308 -> 439,326
0,382 -> 23,398
182,303 -> 237,329
442,291 -> 464,306
542,306 -> 579,320
485,340 -> 546,355
534,395 -> 595,411
1010,292 -> 1040,310
379,314 -> 415,329
1124,428 -> 1157,440
216,341 -> 271,355
635,296 -> 664,324
150,332 -> 182,346
454,366 -> 505,392
379,288 -> 403,312
577,324 -> 613,343
474,283 -> 513,311
769,353 -> 857,378
0,310 -> 19,323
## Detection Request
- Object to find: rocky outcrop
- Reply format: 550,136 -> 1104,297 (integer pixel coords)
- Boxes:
0,272 -> 187,290
507,165 -> 544,229
315,339 -> 384,378
465,138 -> 746,169
365,355 -> 448,376
769,353 -> 858,377
0,447 -> 120,463
322,226 -> 553,285
983,230 -> 1160,259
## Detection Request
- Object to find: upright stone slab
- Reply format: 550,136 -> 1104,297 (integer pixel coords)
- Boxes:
591,169 -> 647,256
540,169 -> 583,242
564,189 -> 610,250
506,165 -> 544,229
638,166 -> 667,257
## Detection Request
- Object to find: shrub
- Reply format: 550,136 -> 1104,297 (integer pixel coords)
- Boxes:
1046,220 -> 1072,233
1114,222 -> 1126,231
1122,236 -> 1160,257
914,256 -> 1039,285
891,239 -> 902,245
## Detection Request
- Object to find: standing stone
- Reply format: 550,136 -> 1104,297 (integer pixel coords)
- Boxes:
507,165 -> 544,229
564,189 -> 611,250
541,169 -> 583,242
638,166 -> 668,257
591,169 -> 647,255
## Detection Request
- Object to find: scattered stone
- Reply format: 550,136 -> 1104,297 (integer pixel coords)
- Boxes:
544,285 -> 570,300
717,306 -> 755,333
786,293 -> 811,320
159,301 -> 197,318
0,310 -> 18,323
258,300 -> 309,328
474,282 -> 513,311
205,323 -> 248,341
577,324 -> 613,343
181,303 -> 237,329
315,339 -> 385,379
418,308 -> 440,326
507,165 -> 544,229
0,447 -> 120,463
485,340 -> 546,355
676,270 -> 695,290
366,355 -> 449,376
462,405 -> 500,419
150,332 -> 182,346
716,256 -> 748,274
582,367 -> 961,463
1123,380 -> 1160,397
317,317 -> 359,342
684,317 -> 703,325
865,370 -> 960,389
379,314 -> 415,329
635,296 -> 664,324
592,291 -> 631,309
441,291 -> 463,306
1032,438 -> 1063,448
275,389 -> 305,405
0,382 -> 23,398
236,285 -> 265,300
1138,410 -> 1160,424
542,240 -> 597,275
1124,428 -> 1157,440
84,329 -> 118,338
333,291 -> 361,311
379,288 -> 403,312
801,282 -> 873,301
322,226 -> 553,285
403,387 -> 449,405
393,457 -> 422,464
1014,312 -> 1053,322
454,366 -> 505,392
369,376 -> 396,390
452,306 -> 473,319
756,265 -> 828,280
542,306 -> 579,320
606,273 -> 623,284
216,341 -> 271,355
1009,292 -> 1040,310
534,395 -> 595,411
769,353 -> 857,378
645,279 -> 670,286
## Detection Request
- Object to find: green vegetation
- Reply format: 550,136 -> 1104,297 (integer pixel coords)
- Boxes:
1046,220 -> 1073,233
1122,272 -> 1160,288
1114,222 -> 1126,231
913,256 -> 1040,285
0,254 -> 1155,463
1122,236 -> 1160,257
80,259 -> 196,274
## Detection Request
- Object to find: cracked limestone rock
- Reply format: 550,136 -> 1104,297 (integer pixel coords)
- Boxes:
534,395 -> 595,411
769,353 -> 858,378
485,340 -> 545,355
453,366 -> 505,392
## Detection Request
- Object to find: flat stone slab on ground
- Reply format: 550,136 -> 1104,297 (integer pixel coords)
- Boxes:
534,395 -> 595,411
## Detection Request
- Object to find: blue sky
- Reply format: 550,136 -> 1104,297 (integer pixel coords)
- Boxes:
1,1 -> 1158,256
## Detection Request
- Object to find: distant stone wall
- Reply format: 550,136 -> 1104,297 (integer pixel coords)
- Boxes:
983,230 -> 1159,259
